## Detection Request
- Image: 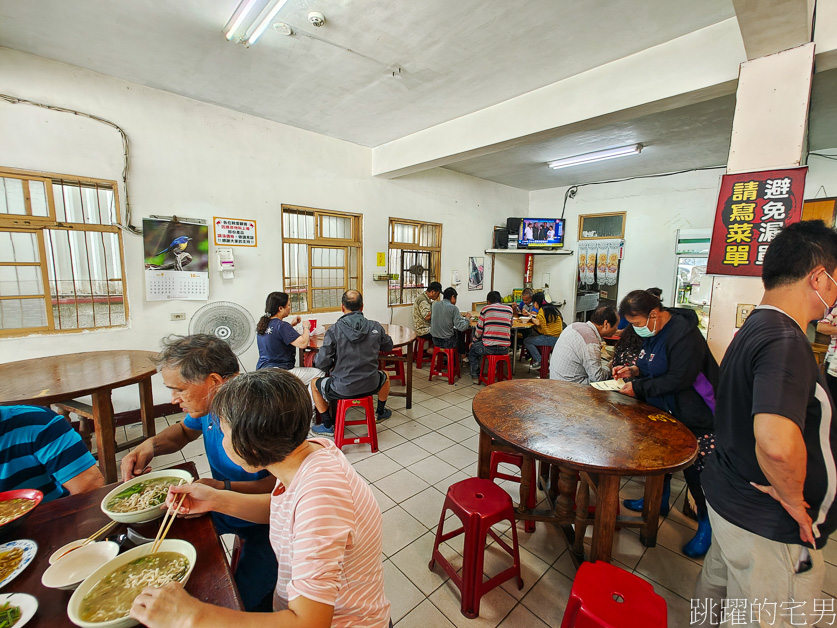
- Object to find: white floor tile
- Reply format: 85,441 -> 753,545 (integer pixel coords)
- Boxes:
391,531 -> 451,596
370,484 -> 397,513
437,423 -> 475,443
377,429 -> 409,451
437,405 -> 472,421
381,506 -> 428,556
352,453 -> 402,483
408,456 -> 459,485
411,431 -> 457,455
386,441 -> 433,467
430,578 -> 517,628
414,413 -> 456,431
419,397 -> 453,412
395,599 -> 455,628
384,560 -> 427,623
400,487 -> 447,528
518,567 -> 573,626
436,444 -> 478,470
497,603 -> 550,628
635,543 -> 703,600
438,392 -> 469,406
375,469 -> 431,503
398,405 -> 434,420
390,421 -> 433,440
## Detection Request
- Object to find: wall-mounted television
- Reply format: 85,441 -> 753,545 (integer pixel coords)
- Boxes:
518,218 -> 565,248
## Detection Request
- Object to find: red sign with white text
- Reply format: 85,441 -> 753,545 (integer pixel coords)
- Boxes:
707,167 -> 807,276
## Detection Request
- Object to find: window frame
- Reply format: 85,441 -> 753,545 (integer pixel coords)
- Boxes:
281,204 -> 363,314
0,166 -> 129,338
387,217 -> 442,307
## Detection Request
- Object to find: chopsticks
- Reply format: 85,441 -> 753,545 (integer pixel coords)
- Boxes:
151,478 -> 192,554
55,520 -> 119,560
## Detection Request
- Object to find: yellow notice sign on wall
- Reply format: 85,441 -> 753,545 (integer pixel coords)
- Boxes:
376,252 -> 386,267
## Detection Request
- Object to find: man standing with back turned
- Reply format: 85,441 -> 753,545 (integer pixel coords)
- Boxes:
698,221 -> 837,626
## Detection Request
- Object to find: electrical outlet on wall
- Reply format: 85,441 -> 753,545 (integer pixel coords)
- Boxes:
171,312 -> 186,321
736,304 -> 756,328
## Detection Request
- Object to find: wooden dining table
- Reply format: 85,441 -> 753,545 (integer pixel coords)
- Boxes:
2,461 -> 242,627
473,379 -> 698,563
0,351 -> 159,484
301,324 -> 417,409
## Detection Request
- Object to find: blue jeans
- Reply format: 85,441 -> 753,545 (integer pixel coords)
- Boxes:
468,341 -> 507,379
213,514 -> 278,612
523,334 -> 558,363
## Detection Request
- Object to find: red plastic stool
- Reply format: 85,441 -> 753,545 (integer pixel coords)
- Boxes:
429,478 -> 523,618
560,561 -> 667,628
538,344 -> 554,379
479,353 -> 512,386
489,451 -> 536,532
379,348 -> 405,385
333,397 -> 378,452
429,347 -> 460,384
414,336 -> 430,369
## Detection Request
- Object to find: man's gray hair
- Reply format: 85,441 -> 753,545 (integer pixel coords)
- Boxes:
155,334 -> 239,382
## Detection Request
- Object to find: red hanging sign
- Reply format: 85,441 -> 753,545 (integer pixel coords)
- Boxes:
707,167 -> 807,276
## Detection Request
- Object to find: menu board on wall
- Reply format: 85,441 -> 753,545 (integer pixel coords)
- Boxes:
707,167 -> 807,277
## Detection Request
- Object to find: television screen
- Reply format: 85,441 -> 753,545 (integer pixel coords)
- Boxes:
518,219 -> 565,248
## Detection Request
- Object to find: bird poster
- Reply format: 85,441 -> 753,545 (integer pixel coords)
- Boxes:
143,216 -> 209,301
468,256 -> 484,291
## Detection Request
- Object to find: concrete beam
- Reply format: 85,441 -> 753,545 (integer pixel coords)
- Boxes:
732,0 -> 813,59
373,19 -> 747,179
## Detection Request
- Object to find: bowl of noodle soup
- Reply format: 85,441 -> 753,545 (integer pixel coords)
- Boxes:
67,539 -> 196,628
0,490 -> 43,538
100,470 -> 193,524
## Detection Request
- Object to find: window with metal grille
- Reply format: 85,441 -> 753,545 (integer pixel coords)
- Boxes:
388,218 -> 442,306
281,205 -> 362,313
0,168 -> 127,336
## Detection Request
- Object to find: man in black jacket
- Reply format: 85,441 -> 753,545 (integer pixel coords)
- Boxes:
310,290 -> 394,436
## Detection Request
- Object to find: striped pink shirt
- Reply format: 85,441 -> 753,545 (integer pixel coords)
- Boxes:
269,439 -> 390,627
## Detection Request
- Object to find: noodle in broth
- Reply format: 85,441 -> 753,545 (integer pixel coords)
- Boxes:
79,552 -> 189,622
106,477 -> 180,513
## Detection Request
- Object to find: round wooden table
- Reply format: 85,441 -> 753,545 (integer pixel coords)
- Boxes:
473,379 -> 698,563
301,324 -> 417,409
0,350 -> 159,483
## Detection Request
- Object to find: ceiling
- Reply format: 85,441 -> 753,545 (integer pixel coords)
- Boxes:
0,0 -> 735,149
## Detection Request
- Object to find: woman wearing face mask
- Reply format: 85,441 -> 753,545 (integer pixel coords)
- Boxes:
612,289 -> 719,558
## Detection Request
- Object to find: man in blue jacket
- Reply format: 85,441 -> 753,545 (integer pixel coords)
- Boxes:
310,290 -> 394,436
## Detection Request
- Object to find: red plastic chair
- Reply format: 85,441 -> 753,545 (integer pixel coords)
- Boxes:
429,347 -> 460,384
538,344 -> 553,379
333,397 -> 378,452
489,451 -> 536,532
379,348 -> 405,386
429,478 -> 523,618
478,353 -> 512,386
414,337 -> 430,369
560,561 -> 667,627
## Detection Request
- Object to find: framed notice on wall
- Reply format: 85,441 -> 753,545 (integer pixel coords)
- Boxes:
214,217 -> 257,246
707,167 -> 807,276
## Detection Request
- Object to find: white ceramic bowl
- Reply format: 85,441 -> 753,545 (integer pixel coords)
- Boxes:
42,541 -> 119,590
67,539 -> 196,628
50,539 -> 87,565
100,470 -> 193,524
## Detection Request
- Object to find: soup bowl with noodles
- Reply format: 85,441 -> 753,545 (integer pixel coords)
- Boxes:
67,538 -> 196,628
100,470 -> 193,524
0,489 -> 43,538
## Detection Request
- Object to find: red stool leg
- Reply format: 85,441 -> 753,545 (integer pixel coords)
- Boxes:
539,345 -> 552,379
362,397 -> 378,453
333,400 -> 348,449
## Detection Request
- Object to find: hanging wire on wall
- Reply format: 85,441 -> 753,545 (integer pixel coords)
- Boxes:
0,93 -> 141,235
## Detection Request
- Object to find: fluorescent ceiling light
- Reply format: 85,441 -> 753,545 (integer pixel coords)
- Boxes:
547,144 -> 643,170
224,0 -> 290,45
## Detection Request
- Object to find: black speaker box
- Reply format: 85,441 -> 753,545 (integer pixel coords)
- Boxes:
493,227 -> 509,249
506,217 -> 522,235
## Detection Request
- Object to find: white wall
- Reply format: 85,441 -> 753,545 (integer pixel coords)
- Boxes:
528,169 -> 726,314
0,48 -> 526,408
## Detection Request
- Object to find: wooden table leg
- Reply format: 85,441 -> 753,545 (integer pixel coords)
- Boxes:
640,475 -> 664,547
511,331 -> 519,373
573,474 -> 591,561
555,467 -> 577,522
590,474 -> 619,563
519,455 -> 534,515
138,376 -> 156,439
405,343 -> 413,409
477,430 -> 492,479
92,390 -> 118,483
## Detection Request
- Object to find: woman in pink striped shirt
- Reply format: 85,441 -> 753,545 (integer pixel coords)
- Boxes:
131,369 -> 391,628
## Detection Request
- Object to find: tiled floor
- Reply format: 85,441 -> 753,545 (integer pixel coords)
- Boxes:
112,360 -> 837,626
